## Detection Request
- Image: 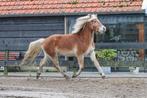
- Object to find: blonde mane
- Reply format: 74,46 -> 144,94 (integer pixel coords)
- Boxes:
71,14 -> 98,34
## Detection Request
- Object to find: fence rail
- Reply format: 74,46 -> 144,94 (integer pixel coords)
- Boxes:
95,42 -> 147,49
1,42 -> 147,72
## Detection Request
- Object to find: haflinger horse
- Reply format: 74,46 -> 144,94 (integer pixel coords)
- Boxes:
20,14 -> 106,79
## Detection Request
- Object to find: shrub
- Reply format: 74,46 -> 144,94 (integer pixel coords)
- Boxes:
95,49 -> 117,60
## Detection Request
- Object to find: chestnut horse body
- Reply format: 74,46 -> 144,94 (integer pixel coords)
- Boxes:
20,14 -> 106,79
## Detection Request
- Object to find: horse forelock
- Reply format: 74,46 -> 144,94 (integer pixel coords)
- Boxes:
71,14 -> 98,34
88,14 -> 98,21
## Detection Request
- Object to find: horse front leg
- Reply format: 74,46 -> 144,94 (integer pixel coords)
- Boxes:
72,55 -> 84,78
51,57 -> 70,80
90,51 -> 106,79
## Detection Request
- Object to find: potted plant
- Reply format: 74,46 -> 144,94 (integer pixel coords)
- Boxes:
95,49 -> 117,73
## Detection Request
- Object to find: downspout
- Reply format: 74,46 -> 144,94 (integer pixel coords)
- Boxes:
64,16 -> 67,35
139,0 -> 146,60
142,0 -> 147,14
64,16 -> 68,61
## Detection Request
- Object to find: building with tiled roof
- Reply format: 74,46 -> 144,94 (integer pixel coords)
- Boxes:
0,0 -> 144,17
0,0 -> 147,71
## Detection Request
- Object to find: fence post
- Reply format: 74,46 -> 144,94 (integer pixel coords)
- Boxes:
4,44 -> 9,76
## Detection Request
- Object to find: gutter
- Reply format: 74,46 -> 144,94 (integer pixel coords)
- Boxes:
0,10 -> 145,18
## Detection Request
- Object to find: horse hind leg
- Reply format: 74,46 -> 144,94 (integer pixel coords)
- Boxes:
72,55 -> 84,78
51,56 -> 70,80
36,53 -> 48,79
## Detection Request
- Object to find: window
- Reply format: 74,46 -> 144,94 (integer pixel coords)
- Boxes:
96,23 -> 139,43
68,17 -> 77,33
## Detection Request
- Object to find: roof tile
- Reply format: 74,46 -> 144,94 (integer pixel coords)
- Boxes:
0,0 -> 143,16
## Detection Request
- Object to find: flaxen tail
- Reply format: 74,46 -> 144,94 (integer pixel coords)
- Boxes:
20,38 -> 45,66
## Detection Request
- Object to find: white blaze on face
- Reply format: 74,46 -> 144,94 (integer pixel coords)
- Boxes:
97,19 -> 106,34
99,25 -> 106,34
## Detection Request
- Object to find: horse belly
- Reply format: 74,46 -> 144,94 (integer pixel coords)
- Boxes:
57,48 -> 76,56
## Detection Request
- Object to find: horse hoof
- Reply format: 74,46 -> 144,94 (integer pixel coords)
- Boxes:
36,76 -> 39,79
101,75 -> 106,79
100,73 -> 106,79
36,73 -> 41,79
64,75 -> 70,80
65,76 -> 70,80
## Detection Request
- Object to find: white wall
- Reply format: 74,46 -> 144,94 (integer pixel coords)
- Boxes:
142,0 -> 147,14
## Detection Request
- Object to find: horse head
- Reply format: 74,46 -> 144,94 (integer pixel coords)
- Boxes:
87,14 -> 106,34
72,14 -> 106,34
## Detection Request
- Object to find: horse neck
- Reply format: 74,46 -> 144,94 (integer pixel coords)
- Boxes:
78,26 -> 94,44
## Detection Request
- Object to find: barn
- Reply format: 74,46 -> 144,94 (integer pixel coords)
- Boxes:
0,0 -> 146,72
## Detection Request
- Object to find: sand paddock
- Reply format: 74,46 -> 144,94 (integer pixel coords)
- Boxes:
0,76 -> 147,98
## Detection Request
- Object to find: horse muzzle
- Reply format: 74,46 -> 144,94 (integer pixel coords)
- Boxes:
99,25 -> 106,34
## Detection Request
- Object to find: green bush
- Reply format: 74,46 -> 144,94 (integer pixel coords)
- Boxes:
95,49 -> 117,60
